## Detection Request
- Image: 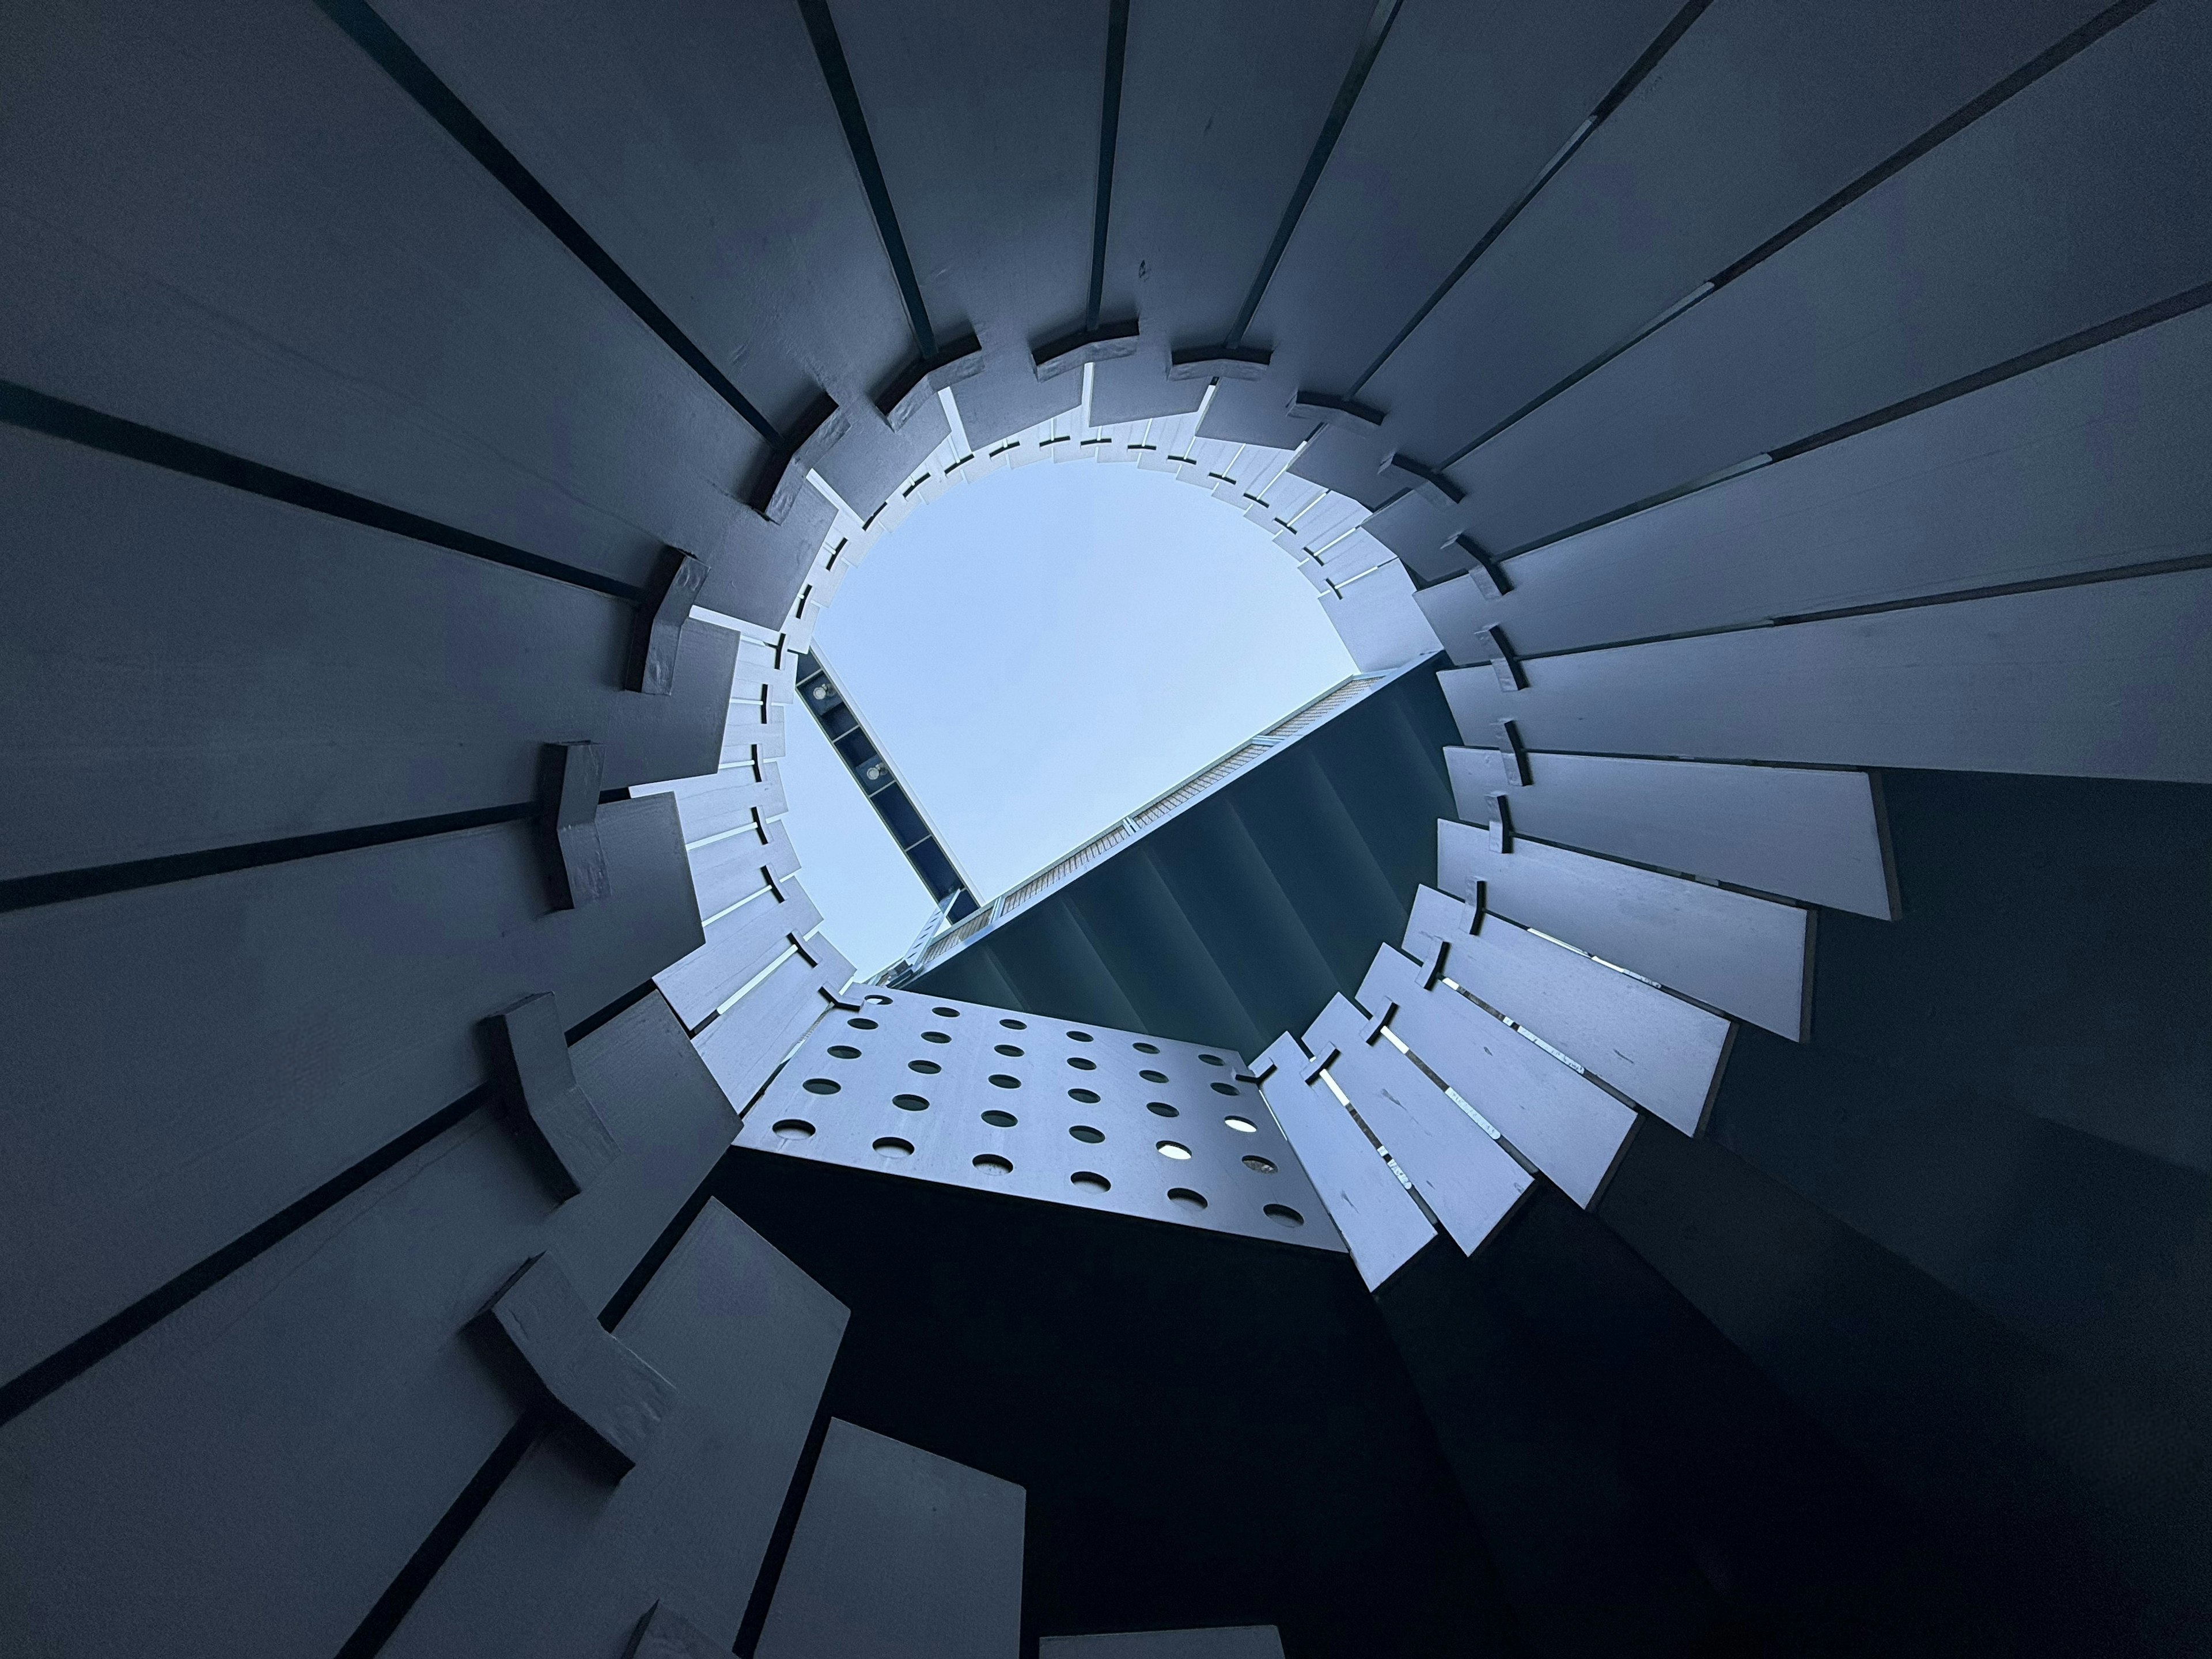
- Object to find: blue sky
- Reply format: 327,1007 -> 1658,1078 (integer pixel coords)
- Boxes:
779,460 -> 1354,976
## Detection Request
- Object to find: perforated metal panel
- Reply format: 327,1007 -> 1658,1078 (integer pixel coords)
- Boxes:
741,988 -> 1344,1253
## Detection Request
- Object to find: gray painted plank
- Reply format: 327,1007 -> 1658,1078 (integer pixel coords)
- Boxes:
0,994 -> 733,1659
634,763 -> 787,849
0,0 -> 764,592
1254,1034 -> 1435,1291
1359,944 -> 1636,1208
0,794 -> 702,1384
1,426 -> 735,881
755,1420 -> 1026,1659
1042,1629 -> 1285,1658
1304,995 -> 1530,1257
1362,0 -> 2111,467
1447,1 -> 2212,554
695,940 -> 857,1113
690,817 -> 802,920
383,1202 -> 849,1659
724,702 -> 790,768
370,0 -> 910,439
657,879 -> 825,1033
1418,302 -> 2212,665
1202,0 -> 1680,450
1436,817 -> 1811,1040
1437,568 -> 2212,785
1443,747 -> 1895,918
1403,885 -> 1730,1138
1092,0 -> 1378,425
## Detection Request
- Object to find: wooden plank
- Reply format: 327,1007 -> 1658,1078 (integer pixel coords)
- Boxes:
656,878 -> 826,1032
0,427 -> 735,882
1438,567 -> 2212,784
381,1202 -> 848,1659
0,994 -> 733,1659
1361,0 -> 2112,468
0,0 -> 764,592
694,939 -> 857,1113
0,794 -> 702,1385
1447,1 -> 2212,554
1253,1034 -> 1435,1291
1304,996 -> 1529,1258
723,702 -> 789,768
1317,558 -> 1441,673
1437,817 -> 1810,1040
1359,944 -> 1637,1209
753,1420 -> 1025,1659
1417,302 -> 2212,668
1443,747 -> 1895,919
633,763 -> 787,848
1404,885 -> 1730,1138
689,817 -> 801,920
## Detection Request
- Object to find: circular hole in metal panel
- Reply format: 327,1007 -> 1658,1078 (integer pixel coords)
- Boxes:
1133,1041 -> 1160,1054
1000,1017 -> 1027,1029
1264,1203 -> 1305,1229
973,1154 -> 1013,1175
988,1073 -> 1021,1089
1210,1081 -> 1241,1096
1069,1124 -> 1105,1143
1070,1171 -> 1111,1192
922,1031 -> 952,1044
847,1017 -> 878,1029
1168,1187 -> 1207,1210
1224,1115 -> 1259,1133
1138,1069 -> 1167,1084
827,1045 -> 861,1059
1146,1102 -> 1179,1118
1068,1088 -> 1101,1105
1066,1030 -> 1094,1042
1157,1141 -> 1192,1160
908,1059 -> 942,1075
771,1119 -> 815,1139
893,1094 -> 929,1112
933,1006 -> 961,1017
866,994 -> 892,1005
801,1078 -> 840,1095
1199,1054 -> 1226,1067
982,1108 -> 1018,1127
995,1044 -> 1024,1056
1243,1154 -> 1278,1173
872,1137 -> 914,1158
1067,1056 -> 1096,1070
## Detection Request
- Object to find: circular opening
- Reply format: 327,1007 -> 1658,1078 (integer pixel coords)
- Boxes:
933,1006 -> 961,1017
771,1118 -> 815,1139
1138,1068 -> 1168,1084
1067,1030 -> 1094,1042
1210,1081 -> 1241,1097
866,994 -> 892,1005
801,1077 -> 841,1096
973,1153 -> 1013,1175
1133,1041 -> 1160,1054
1243,1154 -> 1278,1173
1157,1140 -> 1192,1160
1069,1124 -> 1105,1143
1000,1017 -> 1027,1030
1264,1203 -> 1306,1229
994,1043 -> 1024,1056
1199,1053 -> 1226,1067
847,1017 -> 878,1030
1146,1101 -> 1179,1118
1224,1115 -> 1259,1134
872,1137 -> 915,1158
827,1044 -> 862,1059
988,1073 -> 1021,1089
1168,1187 -> 1208,1210
1070,1171 -> 1111,1192
893,1093 -> 930,1112
981,1108 -> 1018,1127
922,1030 -> 952,1044
908,1059 -> 942,1075
1066,1055 -> 1097,1071
1067,1088 -> 1101,1104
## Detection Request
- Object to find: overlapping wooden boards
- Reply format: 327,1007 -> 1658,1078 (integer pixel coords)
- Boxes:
690,817 -> 802,920
754,1420 -> 1026,1659
694,936 -> 859,1113
657,878 -> 826,1033
1,426 -> 735,882
381,1202 -> 849,1659
0,0 -> 781,601
1440,567 -> 2212,784
0,795 -> 702,1385
1443,748 -> 1894,919
0,993 -> 733,1659
634,763 -> 788,849
1254,1033 -> 1435,1291
1438,816 -> 1810,1040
